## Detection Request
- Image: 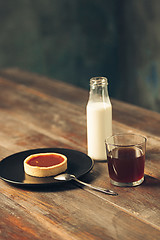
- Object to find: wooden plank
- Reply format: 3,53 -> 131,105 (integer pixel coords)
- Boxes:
0,68 -> 88,106
0,78 -> 86,152
0,115 -> 159,230
85,162 -> 160,226
1,68 -> 160,136
0,72 -> 159,230
112,99 -> 160,137
0,69 -> 159,239
0,182 -> 159,240
112,120 -> 160,180
0,74 -> 159,178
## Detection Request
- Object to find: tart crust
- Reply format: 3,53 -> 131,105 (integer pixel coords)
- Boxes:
24,153 -> 67,177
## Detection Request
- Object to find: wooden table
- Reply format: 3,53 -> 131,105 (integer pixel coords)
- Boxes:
0,68 -> 159,240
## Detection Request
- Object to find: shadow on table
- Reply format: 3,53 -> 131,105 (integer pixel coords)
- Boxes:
9,180 -> 78,192
9,169 -> 101,193
143,174 -> 160,188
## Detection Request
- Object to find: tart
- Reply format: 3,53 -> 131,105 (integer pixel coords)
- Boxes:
24,152 -> 67,177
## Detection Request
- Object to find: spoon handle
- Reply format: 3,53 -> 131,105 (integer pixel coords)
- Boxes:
74,178 -> 118,196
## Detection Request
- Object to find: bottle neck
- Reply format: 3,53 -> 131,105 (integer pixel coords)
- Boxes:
89,77 -> 109,102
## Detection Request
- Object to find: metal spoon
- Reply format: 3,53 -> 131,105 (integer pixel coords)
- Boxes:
54,173 -> 118,196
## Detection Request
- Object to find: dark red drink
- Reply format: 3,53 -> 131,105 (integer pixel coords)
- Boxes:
107,147 -> 145,183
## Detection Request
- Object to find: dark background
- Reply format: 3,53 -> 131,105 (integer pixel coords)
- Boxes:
0,0 -> 160,112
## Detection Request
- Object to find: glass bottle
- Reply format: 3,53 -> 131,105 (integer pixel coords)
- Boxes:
86,77 -> 112,160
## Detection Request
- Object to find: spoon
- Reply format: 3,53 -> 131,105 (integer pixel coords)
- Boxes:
54,173 -> 118,196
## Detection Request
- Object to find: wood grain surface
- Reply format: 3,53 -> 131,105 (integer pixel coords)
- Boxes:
0,68 -> 159,240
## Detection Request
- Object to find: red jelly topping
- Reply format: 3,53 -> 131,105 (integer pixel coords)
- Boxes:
27,154 -> 65,167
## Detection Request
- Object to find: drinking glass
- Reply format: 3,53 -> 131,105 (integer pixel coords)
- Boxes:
105,133 -> 147,187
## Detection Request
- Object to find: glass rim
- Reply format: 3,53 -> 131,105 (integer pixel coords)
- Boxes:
90,76 -> 108,86
105,133 -> 147,147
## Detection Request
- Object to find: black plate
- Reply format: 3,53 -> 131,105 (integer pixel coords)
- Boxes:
0,148 -> 94,186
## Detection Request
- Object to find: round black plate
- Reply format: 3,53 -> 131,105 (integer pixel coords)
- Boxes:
0,148 -> 94,186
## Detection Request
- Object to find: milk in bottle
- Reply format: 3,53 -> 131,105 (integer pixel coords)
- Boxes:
86,77 -> 112,160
